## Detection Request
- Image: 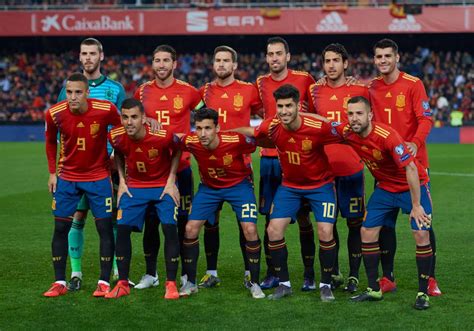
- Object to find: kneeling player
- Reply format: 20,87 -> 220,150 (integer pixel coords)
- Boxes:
105,99 -> 181,300
334,96 -> 433,310
178,108 -> 265,299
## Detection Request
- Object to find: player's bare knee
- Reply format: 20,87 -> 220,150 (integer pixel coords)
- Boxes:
185,220 -> 203,239
241,223 -> 258,241
266,222 -> 283,241
317,223 -> 333,241
413,230 -> 430,246
361,226 -> 380,242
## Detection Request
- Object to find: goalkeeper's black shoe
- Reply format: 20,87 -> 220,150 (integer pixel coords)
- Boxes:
350,288 -> 383,302
414,292 -> 430,310
67,276 -> 82,291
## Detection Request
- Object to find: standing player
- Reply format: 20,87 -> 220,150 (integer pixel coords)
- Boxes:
237,84 -> 341,301
134,45 -> 203,289
256,37 -> 317,291
369,39 -> 440,296
334,96 -> 433,310
177,108 -> 265,299
57,38 -> 126,291
105,98 -> 181,300
198,45 -> 262,288
43,73 -> 121,297
308,43 -> 368,293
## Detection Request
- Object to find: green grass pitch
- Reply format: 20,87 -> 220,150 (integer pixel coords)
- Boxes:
0,142 -> 473,329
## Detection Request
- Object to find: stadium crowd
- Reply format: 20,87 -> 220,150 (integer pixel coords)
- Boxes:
0,48 -> 472,125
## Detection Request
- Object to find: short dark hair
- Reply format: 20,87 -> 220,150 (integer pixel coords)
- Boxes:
273,84 -> 300,104
194,107 -> 219,125
347,96 -> 371,110
373,38 -> 399,54
80,38 -> 103,53
214,45 -> 237,63
267,36 -> 289,53
153,44 -> 177,61
322,43 -> 349,62
121,98 -> 144,114
67,72 -> 89,88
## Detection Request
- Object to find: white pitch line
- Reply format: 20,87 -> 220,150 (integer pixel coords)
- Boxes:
430,171 -> 474,177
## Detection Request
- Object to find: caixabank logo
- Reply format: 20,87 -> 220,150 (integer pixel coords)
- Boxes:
32,13 -> 143,33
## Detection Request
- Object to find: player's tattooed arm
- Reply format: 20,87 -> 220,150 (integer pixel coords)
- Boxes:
406,161 -> 431,229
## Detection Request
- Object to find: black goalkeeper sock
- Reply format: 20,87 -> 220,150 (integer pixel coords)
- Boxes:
263,216 -> 275,277
177,215 -> 188,276
361,241 -> 381,291
379,226 -> 396,281
429,228 -> 437,278
332,222 -> 340,275
238,220 -> 250,271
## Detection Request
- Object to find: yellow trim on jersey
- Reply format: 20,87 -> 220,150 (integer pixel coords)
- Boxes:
91,101 -> 112,111
149,129 -> 167,137
176,79 -> 193,87
235,79 -> 253,86
303,118 -> 322,129
374,125 -> 390,138
402,73 -> 419,82
290,69 -> 311,77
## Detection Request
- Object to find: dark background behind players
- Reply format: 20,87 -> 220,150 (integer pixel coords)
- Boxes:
0,34 -> 472,126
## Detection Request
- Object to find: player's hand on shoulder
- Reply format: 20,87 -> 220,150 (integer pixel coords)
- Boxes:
316,75 -> 328,85
410,204 -> 431,230
405,142 -> 418,157
145,117 -> 162,133
345,76 -> 359,86
48,173 -> 57,194
161,182 -> 180,207
117,180 -> 132,206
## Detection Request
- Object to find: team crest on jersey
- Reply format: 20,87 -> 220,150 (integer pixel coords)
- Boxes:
148,148 -> 159,159
90,123 -> 100,135
106,89 -> 114,100
395,144 -> 405,155
223,154 -> 233,166
396,94 -> 406,109
343,96 -> 350,109
173,95 -> 184,112
372,149 -> 383,160
302,139 -> 312,152
233,93 -> 243,109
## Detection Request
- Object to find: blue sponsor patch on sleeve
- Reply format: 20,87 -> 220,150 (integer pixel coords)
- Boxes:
422,101 -> 430,110
423,111 -> 432,117
395,144 -> 405,155
331,121 -> 341,127
400,154 -> 410,162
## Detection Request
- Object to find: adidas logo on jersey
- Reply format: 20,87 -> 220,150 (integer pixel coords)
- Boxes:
221,93 -> 229,99
330,95 -> 338,101
316,12 -> 348,32
77,122 -> 85,128
135,147 -> 143,152
160,95 -> 168,101
288,137 -> 296,143
385,92 -> 392,98
209,155 -> 217,160
388,15 -> 421,32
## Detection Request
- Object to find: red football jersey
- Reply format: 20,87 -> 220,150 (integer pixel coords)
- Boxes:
200,80 -> 262,130
369,72 -> 433,168
179,132 -> 256,189
335,121 -> 429,193
45,99 -> 121,181
108,126 -> 177,188
308,83 -> 368,177
134,78 -> 203,172
254,115 -> 341,189
256,70 -> 315,157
